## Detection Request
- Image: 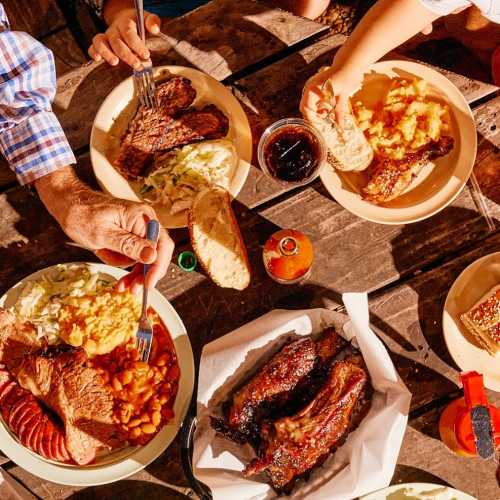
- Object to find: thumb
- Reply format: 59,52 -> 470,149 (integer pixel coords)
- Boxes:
145,13 -> 161,35
107,229 -> 157,264
421,23 -> 433,35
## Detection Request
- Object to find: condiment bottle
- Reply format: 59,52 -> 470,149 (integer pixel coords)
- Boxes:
439,371 -> 500,458
263,229 -> 313,284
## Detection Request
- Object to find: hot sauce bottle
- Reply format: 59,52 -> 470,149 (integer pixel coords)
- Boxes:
263,229 -> 313,284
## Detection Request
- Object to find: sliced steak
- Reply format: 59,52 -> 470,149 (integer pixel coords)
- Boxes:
27,417 -> 42,452
58,432 -> 71,462
0,309 -> 41,374
17,403 -> 40,440
115,77 -> 196,179
17,346 -> 124,465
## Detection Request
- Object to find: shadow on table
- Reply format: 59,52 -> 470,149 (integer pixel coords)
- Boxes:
391,464 -> 453,487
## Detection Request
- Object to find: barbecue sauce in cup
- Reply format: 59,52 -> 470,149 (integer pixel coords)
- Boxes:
258,119 -> 325,185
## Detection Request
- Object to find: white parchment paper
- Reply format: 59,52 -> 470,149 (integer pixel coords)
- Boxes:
193,293 -> 411,500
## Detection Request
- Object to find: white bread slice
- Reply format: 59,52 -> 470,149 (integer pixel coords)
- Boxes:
188,186 -> 251,290
303,68 -> 373,172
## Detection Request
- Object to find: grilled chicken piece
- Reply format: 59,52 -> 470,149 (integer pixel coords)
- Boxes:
0,309 -> 41,374
16,346 -> 123,465
362,136 -> 454,204
243,356 -> 368,489
227,330 -> 346,438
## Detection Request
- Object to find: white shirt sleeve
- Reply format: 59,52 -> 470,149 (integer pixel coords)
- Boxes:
418,1 -> 500,22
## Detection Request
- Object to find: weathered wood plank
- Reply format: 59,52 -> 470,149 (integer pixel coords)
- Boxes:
53,0 -> 326,151
44,28 -> 87,77
2,0 -> 65,38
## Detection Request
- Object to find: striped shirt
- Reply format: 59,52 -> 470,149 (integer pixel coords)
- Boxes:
0,3 -> 75,185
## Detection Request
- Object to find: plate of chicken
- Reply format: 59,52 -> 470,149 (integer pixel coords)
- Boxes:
0,263 -> 194,486
308,60 -> 476,225
90,66 -> 252,228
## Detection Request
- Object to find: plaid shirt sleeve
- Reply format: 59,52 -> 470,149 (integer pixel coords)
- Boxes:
0,3 -> 75,185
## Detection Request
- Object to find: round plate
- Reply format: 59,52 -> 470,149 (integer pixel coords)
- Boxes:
0,263 -> 195,486
361,482 -> 476,499
443,252 -> 500,391
90,65 -> 252,228
319,60 -> 477,225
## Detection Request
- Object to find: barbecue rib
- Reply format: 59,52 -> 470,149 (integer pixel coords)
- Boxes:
243,356 -> 369,489
0,309 -> 41,374
227,330 -> 346,438
362,136 -> 454,204
115,76 -> 229,180
16,346 -> 123,465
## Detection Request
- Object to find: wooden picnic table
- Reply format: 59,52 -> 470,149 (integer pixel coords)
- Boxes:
1,1 -> 499,498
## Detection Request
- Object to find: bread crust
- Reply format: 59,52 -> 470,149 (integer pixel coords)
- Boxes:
188,186 -> 251,290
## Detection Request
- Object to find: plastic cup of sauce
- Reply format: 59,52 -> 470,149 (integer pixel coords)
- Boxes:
258,118 -> 325,186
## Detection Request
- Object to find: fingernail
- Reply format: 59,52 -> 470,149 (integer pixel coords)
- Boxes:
151,25 -> 160,34
95,54 -> 102,61
112,59 -> 119,66
140,246 -> 155,263
133,61 -> 142,70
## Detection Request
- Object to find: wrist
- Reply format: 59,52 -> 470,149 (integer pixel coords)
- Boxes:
34,167 -> 88,225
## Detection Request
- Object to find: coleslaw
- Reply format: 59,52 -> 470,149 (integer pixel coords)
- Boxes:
14,264 -> 113,344
140,139 -> 237,214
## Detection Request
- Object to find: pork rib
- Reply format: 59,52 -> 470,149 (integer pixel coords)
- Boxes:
243,356 -> 368,489
227,330 -> 346,438
16,346 -> 123,465
362,136 -> 454,204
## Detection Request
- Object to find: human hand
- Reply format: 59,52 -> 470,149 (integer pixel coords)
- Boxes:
35,167 -> 173,291
88,7 -> 161,69
300,65 -> 363,125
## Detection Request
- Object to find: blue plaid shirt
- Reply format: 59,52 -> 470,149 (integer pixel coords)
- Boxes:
0,3 -> 75,185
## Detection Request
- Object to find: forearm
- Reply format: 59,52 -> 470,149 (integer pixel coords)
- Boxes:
102,0 -> 134,25
333,0 -> 439,73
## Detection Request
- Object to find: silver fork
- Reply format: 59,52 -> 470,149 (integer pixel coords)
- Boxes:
136,219 -> 160,362
133,0 -> 158,109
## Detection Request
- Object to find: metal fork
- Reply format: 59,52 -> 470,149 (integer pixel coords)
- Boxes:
136,219 -> 160,362
133,0 -> 158,109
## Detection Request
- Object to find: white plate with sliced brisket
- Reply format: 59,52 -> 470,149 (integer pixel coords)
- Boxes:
90,66 -> 252,228
0,263 -> 194,486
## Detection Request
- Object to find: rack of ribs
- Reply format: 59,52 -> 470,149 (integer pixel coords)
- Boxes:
362,136 -> 454,204
226,330 -> 346,439
243,356 -> 369,489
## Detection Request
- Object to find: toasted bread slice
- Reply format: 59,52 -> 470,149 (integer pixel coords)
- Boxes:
188,186 -> 250,290
461,285 -> 500,356
303,69 -> 373,172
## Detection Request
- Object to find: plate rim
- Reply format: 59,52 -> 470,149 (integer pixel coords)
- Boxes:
0,262 -> 195,486
442,251 -> 500,391
319,59 -> 477,225
89,65 -> 253,229
360,482 -> 476,499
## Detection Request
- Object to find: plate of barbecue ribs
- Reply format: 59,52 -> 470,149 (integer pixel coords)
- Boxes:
0,263 -> 194,486
90,66 -> 252,228
312,60 -> 476,225
193,296 -> 411,499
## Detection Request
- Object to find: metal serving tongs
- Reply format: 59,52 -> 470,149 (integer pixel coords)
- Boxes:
133,0 -> 158,109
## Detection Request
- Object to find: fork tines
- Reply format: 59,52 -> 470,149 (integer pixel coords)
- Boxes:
134,60 -> 158,109
136,329 -> 153,362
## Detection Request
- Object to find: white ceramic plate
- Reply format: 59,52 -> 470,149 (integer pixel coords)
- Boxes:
443,252 -> 500,391
320,60 -> 477,225
0,263 -> 195,486
361,482 -> 476,499
90,65 -> 252,228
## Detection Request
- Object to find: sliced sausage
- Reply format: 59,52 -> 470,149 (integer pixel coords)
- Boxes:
18,407 -> 41,446
57,432 -> 71,462
8,396 -> 29,429
41,419 -> 56,461
0,381 -> 16,405
50,427 -> 63,462
11,398 -> 36,435
35,415 -> 48,458
27,416 -> 43,452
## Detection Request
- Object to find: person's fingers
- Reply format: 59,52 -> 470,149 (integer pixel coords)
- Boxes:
95,248 -> 136,268
115,264 -> 142,292
109,36 -> 142,69
334,92 -> 349,126
144,228 -> 174,289
421,23 -> 433,35
145,13 -> 161,35
91,34 -> 119,66
118,19 -> 150,59
88,45 -> 102,62
105,224 -> 157,263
